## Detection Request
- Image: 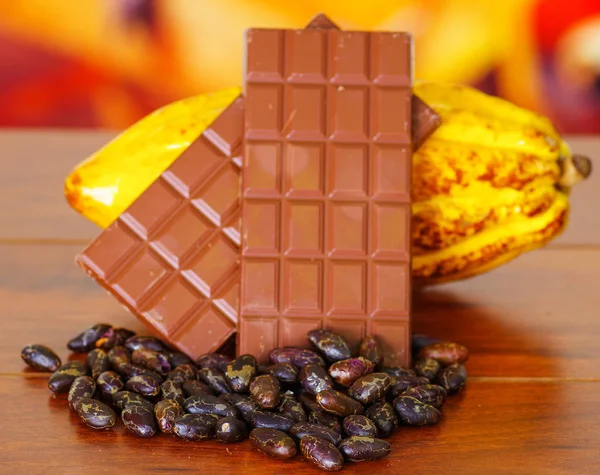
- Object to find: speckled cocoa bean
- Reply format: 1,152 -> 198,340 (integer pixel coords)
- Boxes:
86,349 -> 110,380
300,364 -> 333,395
107,346 -> 131,369
418,342 -> 469,366
389,376 -> 430,399
250,411 -> 295,432
393,395 -> 441,426
112,390 -> 154,411
126,374 -> 161,397
183,394 -> 238,418
197,367 -> 231,394
300,435 -> 344,471
278,392 -> 307,423
347,373 -> 391,405
414,357 -> 441,380
155,399 -> 183,434
95,327 -> 136,351
131,348 -> 171,374
48,361 -> 88,393
404,384 -> 447,409
436,363 -> 467,394
68,376 -> 96,410
167,351 -> 192,368
216,417 -> 247,443
266,363 -> 299,384
328,357 -> 374,387
225,354 -> 258,392
20,344 -> 61,372
117,363 -> 163,384
308,409 -> 342,434
97,371 -> 124,396
174,413 -> 217,441
195,353 -> 232,372
124,335 -> 165,353
122,404 -> 157,437
290,422 -> 341,446
358,335 -> 383,367
68,323 -> 112,353
316,389 -> 364,417
182,380 -> 213,397
161,380 -> 185,406
298,391 -> 322,413
74,397 -> 116,430
167,364 -> 197,384
364,400 -> 397,438
268,347 -> 325,368
225,393 -> 260,422
250,374 -> 281,409
307,329 -> 352,363
380,366 -> 416,379
342,415 -> 378,438
338,436 -> 391,462
249,428 -> 297,459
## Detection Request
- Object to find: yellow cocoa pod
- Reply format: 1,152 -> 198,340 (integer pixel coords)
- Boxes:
64,87 -> 241,228
65,82 -> 591,284
411,80 -> 591,284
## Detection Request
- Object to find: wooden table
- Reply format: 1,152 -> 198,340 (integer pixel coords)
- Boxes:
1,131 -> 599,474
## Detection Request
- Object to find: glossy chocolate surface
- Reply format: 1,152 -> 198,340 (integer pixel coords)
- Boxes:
77,98 -> 244,359
239,27 -> 414,365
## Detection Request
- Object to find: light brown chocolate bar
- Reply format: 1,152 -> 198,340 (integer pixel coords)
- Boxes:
239,27 -> 414,366
77,98 -> 244,359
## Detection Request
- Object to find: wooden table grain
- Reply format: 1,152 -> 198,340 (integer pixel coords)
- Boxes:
1,131 -> 599,474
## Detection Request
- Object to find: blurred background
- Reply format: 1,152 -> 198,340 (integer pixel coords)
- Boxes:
0,0 -> 598,133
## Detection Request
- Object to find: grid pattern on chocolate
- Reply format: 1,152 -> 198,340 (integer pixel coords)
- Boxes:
77,97 -> 244,358
240,29 -> 413,365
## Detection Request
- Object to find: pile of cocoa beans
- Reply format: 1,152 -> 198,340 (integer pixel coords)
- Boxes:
21,325 -> 468,472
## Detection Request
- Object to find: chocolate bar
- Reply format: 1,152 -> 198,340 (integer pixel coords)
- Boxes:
77,98 -> 245,359
239,27 -> 414,366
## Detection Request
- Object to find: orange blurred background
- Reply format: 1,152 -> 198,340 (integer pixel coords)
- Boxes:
0,0 -> 599,133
